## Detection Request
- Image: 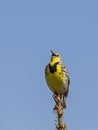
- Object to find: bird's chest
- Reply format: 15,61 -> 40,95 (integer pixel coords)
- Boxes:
46,68 -> 64,94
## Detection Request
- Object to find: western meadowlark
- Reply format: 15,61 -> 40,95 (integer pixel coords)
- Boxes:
45,51 -> 70,108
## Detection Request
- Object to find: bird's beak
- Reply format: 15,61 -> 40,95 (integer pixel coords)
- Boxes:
50,50 -> 54,55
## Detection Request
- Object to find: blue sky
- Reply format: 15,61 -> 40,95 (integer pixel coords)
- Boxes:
0,0 -> 98,130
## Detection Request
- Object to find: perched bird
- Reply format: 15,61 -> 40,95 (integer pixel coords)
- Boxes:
45,51 -> 70,108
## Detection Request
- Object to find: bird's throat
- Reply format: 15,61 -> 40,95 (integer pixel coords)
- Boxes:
49,62 -> 59,73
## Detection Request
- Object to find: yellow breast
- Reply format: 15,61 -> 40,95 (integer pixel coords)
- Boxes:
45,65 -> 64,94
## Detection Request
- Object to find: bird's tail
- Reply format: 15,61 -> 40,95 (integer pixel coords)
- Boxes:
61,95 -> 66,109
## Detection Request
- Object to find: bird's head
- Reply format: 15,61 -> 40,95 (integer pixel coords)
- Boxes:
50,50 -> 61,64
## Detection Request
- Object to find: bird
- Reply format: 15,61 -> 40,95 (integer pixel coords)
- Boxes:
45,50 -> 70,109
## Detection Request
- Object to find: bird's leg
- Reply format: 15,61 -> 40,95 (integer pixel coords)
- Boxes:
53,94 -> 61,110
53,94 -> 60,104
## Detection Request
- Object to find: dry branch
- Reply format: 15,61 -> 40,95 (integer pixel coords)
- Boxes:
53,95 -> 67,130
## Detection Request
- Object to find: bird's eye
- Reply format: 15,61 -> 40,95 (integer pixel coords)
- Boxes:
56,54 -> 59,57
52,53 -> 59,57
